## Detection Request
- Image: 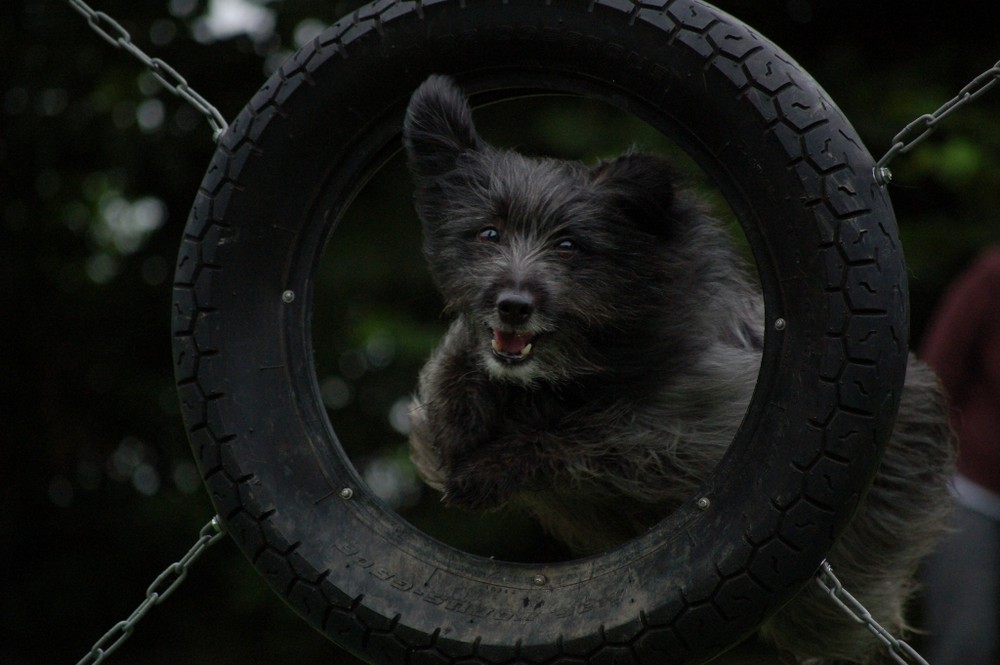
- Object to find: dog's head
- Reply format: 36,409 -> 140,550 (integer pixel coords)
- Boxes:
403,75 -> 705,386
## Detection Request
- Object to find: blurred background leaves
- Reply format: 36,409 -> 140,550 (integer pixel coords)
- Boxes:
2,0 -> 998,663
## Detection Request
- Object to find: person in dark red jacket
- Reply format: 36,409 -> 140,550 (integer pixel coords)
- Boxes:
920,246 -> 1000,665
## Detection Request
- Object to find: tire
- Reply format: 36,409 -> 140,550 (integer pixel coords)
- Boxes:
171,1 -> 908,663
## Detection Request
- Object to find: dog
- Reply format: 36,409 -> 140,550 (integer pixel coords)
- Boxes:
402,75 -> 955,663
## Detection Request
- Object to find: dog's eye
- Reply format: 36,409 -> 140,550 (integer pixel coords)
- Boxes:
478,227 -> 501,243
555,238 -> 577,257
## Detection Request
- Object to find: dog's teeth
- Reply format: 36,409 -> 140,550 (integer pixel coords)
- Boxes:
491,338 -> 501,352
521,343 -> 532,357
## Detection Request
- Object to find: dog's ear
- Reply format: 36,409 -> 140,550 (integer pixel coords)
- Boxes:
403,75 -> 483,180
590,153 -> 682,239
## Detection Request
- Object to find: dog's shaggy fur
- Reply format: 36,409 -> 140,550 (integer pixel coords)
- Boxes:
402,75 -> 955,663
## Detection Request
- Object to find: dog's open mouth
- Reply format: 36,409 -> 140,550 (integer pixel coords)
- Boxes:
490,328 -> 536,362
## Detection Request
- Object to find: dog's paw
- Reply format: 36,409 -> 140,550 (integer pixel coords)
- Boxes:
442,472 -> 518,510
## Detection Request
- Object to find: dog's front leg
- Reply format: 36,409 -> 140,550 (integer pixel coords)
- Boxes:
443,433 -> 560,510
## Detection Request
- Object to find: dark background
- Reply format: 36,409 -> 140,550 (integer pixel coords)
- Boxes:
3,1 -> 998,663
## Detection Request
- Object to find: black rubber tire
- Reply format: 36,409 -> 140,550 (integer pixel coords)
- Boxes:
172,1 -> 908,663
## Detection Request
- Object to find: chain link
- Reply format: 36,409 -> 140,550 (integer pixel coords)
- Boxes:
65,0 -> 229,141
874,59 -> 1000,185
75,517 -> 225,665
814,560 -> 929,665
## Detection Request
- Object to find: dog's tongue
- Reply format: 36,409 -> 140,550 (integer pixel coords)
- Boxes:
493,329 -> 533,355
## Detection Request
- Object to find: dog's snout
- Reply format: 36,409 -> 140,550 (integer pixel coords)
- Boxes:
496,290 -> 535,326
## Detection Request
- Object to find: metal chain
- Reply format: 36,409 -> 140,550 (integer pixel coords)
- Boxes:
874,58 -> 1000,185
63,3 -> 994,662
815,560 -> 929,665
65,4 -> 230,661
66,0 -> 229,141
75,517 -> 226,665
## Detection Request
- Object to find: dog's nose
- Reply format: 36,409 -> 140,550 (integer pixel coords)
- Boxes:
496,290 -> 535,326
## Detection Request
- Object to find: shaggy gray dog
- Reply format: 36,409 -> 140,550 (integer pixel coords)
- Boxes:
403,75 -> 955,664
